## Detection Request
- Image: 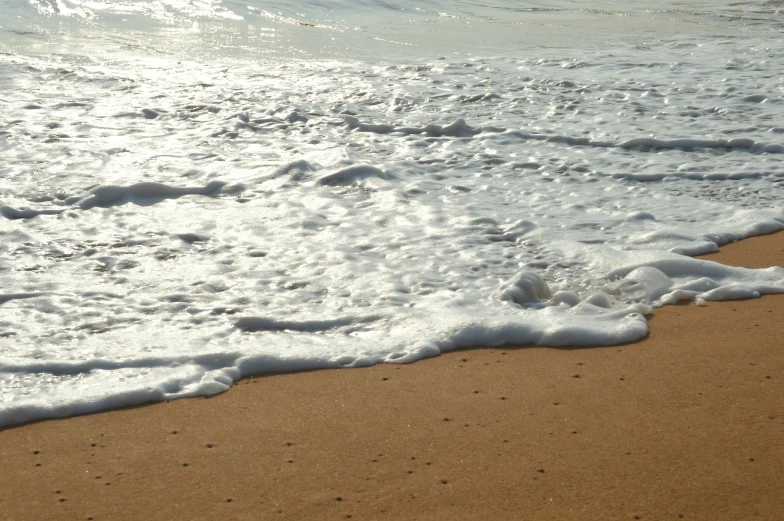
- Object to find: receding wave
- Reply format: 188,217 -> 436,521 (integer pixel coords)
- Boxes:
0,0 -> 783,427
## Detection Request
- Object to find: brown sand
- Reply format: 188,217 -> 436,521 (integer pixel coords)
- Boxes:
1,232 -> 782,521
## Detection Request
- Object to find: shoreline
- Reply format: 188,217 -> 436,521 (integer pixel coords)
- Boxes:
1,231 -> 782,520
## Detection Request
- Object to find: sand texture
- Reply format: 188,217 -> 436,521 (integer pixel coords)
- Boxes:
1,232 -> 782,521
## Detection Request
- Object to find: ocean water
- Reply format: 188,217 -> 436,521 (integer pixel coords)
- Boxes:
1,0 -> 783,427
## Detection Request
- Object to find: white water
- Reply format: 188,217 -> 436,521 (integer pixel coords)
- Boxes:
1,0 -> 783,427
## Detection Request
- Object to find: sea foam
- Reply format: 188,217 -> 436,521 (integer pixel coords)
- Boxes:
0,0 -> 783,427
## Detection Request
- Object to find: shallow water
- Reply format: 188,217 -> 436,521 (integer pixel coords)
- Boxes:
1,0 -> 783,426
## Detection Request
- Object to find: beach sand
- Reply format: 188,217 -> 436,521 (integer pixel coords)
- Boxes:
1,232 -> 782,521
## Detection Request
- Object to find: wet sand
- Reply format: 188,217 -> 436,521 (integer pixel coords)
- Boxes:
1,232 -> 782,521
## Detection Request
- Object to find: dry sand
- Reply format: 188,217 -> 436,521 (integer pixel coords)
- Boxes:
1,232 -> 782,521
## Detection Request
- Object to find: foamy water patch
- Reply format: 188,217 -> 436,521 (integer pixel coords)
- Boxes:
1,9 -> 784,426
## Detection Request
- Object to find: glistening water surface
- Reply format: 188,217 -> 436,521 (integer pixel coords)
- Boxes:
1,0 -> 783,426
